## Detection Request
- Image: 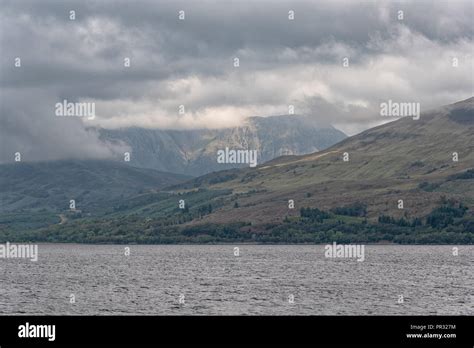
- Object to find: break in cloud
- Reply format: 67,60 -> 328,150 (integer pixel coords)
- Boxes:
0,0 -> 473,162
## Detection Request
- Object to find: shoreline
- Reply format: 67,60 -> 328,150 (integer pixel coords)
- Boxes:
2,242 -> 472,246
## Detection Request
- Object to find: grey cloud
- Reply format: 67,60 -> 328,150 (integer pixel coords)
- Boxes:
0,87 -> 129,163
0,0 -> 472,161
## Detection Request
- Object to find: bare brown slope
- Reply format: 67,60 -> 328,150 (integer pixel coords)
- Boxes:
175,98 -> 474,226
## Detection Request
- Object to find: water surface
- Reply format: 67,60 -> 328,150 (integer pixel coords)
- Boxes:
0,244 -> 472,315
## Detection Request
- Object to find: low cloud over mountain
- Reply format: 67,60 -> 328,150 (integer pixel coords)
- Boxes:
1,0 -> 473,163
98,114 -> 347,176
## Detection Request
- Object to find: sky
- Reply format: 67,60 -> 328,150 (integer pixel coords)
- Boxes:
0,0 -> 473,162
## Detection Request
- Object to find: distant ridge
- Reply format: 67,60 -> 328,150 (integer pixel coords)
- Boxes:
98,114 -> 347,176
0,160 -> 190,213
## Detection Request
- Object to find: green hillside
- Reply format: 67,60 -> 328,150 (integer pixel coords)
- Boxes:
0,160 -> 190,231
171,97 -> 474,224
1,98 -> 473,244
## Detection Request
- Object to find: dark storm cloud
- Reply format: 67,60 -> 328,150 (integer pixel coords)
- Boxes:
0,0 -> 472,162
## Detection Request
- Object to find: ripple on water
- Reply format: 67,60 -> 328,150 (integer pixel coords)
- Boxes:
0,244 -> 472,315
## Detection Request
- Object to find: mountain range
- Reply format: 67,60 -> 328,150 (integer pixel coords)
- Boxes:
98,114 -> 347,176
0,98 -> 472,243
